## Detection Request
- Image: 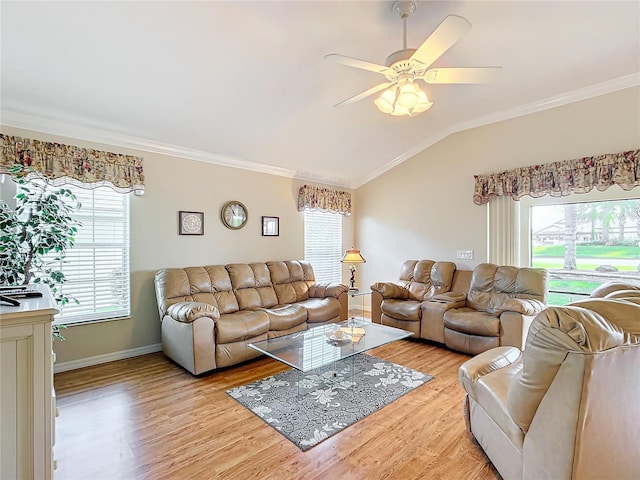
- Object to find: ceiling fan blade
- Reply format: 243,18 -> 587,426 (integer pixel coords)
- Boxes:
410,15 -> 472,68
333,82 -> 394,108
324,53 -> 391,75
422,67 -> 502,84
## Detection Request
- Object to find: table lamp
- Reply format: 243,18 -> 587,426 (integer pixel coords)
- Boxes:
340,248 -> 366,292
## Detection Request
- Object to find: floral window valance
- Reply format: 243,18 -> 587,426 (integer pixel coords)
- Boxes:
1,134 -> 145,194
473,149 -> 639,205
297,184 -> 352,216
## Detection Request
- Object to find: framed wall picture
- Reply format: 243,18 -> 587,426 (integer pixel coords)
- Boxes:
262,216 -> 279,236
179,211 -> 204,235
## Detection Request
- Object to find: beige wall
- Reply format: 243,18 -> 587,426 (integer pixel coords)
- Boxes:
2,86 -> 638,366
0,126 -> 354,365
355,86 -> 640,291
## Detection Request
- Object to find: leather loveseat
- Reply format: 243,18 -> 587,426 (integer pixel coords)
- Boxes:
154,260 -> 348,375
459,284 -> 640,479
371,261 -> 548,354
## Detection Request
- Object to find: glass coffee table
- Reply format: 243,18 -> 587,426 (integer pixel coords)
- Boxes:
248,320 -> 413,373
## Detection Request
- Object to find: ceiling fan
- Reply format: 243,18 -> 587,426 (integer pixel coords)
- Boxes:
325,1 -> 501,117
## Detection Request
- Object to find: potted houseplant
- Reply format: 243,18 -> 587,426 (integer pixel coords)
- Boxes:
0,165 -> 81,338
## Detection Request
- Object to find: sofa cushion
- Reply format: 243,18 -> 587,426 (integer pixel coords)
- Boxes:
444,307 -> 500,336
263,304 -> 307,331
382,299 -> 422,321
234,286 -> 278,310
227,263 -> 272,289
397,260 -> 435,300
156,266 -> 240,315
296,297 -> 340,323
215,310 -> 270,344
467,264 -> 548,313
394,260 -> 457,301
227,263 -> 278,310
268,260 -> 312,304
432,261 -> 457,295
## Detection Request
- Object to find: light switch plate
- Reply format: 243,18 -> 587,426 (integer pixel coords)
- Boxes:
457,250 -> 473,260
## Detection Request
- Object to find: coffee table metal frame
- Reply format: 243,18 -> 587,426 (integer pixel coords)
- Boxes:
248,319 -> 413,373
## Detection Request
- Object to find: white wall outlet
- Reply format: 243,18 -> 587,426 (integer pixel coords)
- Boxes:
457,250 -> 473,260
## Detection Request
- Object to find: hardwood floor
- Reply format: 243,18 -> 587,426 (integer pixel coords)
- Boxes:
54,340 -> 500,480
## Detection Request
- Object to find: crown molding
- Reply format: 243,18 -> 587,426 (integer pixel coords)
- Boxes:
3,73 -> 638,191
351,73 -> 640,188
451,73 -> 640,134
0,110 -> 353,187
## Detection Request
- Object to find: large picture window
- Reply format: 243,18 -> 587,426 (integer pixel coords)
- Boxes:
529,198 -> 639,305
304,210 -> 342,284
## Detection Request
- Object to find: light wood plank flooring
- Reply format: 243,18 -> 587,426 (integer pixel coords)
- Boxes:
54,340 -> 500,480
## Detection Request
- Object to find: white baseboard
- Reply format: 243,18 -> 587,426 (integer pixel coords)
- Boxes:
54,343 -> 162,373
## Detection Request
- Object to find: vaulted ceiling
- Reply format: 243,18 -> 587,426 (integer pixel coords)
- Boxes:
2,1 -> 639,188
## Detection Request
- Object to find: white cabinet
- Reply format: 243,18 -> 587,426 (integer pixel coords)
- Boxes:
1,285 -> 58,480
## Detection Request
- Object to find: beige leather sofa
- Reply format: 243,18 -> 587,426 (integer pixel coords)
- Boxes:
459,285 -> 640,480
155,260 -> 348,375
372,261 -> 548,354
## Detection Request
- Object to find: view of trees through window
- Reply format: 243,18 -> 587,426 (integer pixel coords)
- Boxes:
530,199 -> 640,305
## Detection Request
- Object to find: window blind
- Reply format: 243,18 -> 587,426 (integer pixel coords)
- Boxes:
304,210 -> 342,284
22,183 -> 131,324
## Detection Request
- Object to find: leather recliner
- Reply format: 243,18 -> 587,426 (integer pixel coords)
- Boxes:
458,285 -> 640,479
370,260 -> 457,338
437,263 -> 548,354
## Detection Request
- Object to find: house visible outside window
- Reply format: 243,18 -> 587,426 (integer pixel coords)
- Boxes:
304,210 -> 342,284
21,182 -> 131,324
529,198 -> 640,305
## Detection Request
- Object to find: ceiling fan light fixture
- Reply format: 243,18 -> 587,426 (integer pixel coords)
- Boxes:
374,87 -> 397,113
397,81 -> 420,107
375,80 -> 432,117
413,90 -> 433,113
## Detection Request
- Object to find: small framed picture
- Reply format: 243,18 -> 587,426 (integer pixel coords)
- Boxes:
262,216 -> 279,236
179,211 -> 204,235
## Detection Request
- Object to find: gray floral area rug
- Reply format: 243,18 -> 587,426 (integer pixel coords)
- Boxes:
226,354 -> 433,451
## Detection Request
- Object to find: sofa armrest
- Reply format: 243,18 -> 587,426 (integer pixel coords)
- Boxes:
370,282 -> 410,300
488,297 -> 546,316
459,346 -> 522,384
309,282 -> 349,299
166,302 -> 220,324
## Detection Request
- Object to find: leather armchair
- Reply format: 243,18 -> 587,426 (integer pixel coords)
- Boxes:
458,286 -> 640,480
441,263 -> 548,354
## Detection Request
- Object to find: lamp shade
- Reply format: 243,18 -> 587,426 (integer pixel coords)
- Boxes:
341,248 -> 366,263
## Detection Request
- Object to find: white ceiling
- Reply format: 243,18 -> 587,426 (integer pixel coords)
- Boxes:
2,1 -> 639,188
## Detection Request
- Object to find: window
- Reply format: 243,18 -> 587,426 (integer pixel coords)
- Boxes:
528,198 -> 639,305
304,210 -> 342,284
21,182 -> 131,324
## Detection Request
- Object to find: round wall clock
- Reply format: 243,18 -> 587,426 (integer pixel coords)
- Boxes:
221,201 -> 248,229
